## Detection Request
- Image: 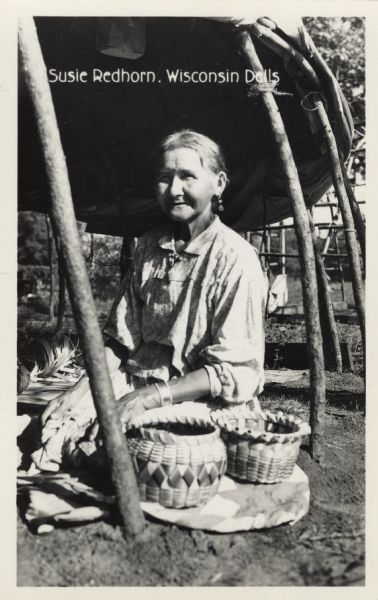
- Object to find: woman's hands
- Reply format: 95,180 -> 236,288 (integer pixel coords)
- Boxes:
41,374 -> 96,428
87,385 -> 160,441
39,367 -> 211,457
117,386 -> 161,423
40,342 -> 128,426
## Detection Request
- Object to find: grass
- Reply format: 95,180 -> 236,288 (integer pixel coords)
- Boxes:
265,316 -> 363,372
259,392 -> 310,419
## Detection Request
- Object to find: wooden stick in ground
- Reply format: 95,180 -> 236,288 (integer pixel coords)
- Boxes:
120,237 -> 137,282
236,31 -> 326,462
51,222 -> 66,334
308,210 -> 343,373
314,98 -> 365,369
340,160 -> 366,268
55,252 -> 66,333
87,233 -> 95,282
18,17 -> 145,536
45,214 -> 55,325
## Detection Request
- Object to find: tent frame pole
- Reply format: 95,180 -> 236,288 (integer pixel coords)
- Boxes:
340,160 -> 366,268
45,214 -> 55,325
120,237 -> 137,282
237,31 -> 326,462
18,17 -> 145,537
308,210 -> 343,373
314,98 -> 365,370
50,219 -> 66,334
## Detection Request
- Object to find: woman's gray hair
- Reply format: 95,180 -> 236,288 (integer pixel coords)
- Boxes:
154,129 -> 227,176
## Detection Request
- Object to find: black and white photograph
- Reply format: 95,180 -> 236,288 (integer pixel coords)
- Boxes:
8,3 -> 371,589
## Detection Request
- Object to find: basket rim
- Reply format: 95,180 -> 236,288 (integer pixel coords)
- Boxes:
210,407 -> 311,445
125,412 -> 220,445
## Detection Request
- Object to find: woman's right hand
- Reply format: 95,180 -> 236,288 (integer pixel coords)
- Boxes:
40,374 -> 96,431
41,387 -> 80,426
40,344 -> 130,428
33,377 -> 97,471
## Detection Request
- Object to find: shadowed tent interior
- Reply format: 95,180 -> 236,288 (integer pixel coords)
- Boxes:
18,16 -> 353,236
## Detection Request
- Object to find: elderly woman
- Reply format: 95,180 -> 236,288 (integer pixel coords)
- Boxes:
34,130 -> 266,471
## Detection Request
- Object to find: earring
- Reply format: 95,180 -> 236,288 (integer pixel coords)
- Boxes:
215,195 -> 224,213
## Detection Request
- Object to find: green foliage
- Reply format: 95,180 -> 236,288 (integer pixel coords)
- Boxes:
81,233 -> 123,300
18,212 -> 49,265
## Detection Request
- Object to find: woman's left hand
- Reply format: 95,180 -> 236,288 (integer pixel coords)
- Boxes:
117,386 -> 160,424
87,386 -> 160,441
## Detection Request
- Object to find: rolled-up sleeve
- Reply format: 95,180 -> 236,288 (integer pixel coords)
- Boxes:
200,253 -> 266,403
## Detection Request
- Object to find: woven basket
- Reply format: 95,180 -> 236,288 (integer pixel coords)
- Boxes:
126,412 -> 227,508
210,406 -> 311,484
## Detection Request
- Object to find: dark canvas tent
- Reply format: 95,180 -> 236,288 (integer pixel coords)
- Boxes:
18,16 -> 353,236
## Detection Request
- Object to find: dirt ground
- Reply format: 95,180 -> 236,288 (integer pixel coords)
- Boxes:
17,406 -> 365,587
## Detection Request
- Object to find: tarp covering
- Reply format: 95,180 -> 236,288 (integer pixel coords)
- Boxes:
18,17 -> 353,236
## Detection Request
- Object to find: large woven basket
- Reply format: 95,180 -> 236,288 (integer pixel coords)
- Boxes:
210,406 -> 311,484
126,412 -> 227,508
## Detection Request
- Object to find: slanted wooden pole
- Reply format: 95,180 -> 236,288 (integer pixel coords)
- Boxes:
120,237 -> 137,282
55,251 -> 66,333
19,17 -> 145,536
340,160 -> 366,268
280,222 -> 286,275
249,22 -> 321,89
45,215 -> 55,325
302,30 -> 353,156
51,223 -> 66,334
237,31 -> 326,462
308,210 -> 342,373
314,99 -> 365,369
86,233 -> 96,282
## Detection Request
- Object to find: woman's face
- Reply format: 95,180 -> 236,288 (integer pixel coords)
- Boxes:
155,147 -> 226,225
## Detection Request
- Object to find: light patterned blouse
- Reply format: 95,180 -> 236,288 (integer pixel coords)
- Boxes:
103,216 -> 267,404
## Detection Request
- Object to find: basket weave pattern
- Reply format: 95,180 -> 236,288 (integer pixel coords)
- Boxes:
126,413 -> 227,508
211,407 -> 311,484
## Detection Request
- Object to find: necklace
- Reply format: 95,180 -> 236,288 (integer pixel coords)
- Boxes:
167,251 -> 182,269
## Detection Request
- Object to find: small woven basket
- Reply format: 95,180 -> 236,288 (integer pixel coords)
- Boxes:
210,406 -> 311,484
126,412 -> 227,508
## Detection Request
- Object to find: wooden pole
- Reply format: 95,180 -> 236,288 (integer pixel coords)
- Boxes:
250,222 -> 361,231
340,160 -> 366,268
259,252 -> 353,259
19,17 -> 145,536
280,221 -> 286,275
87,233 -> 96,282
324,194 -> 347,303
266,227 -> 271,278
302,30 -> 353,155
51,222 -> 66,334
45,215 -> 55,324
308,211 -> 343,373
55,252 -> 66,333
333,230 -> 346,303
314,99 -> 365,369
120,237 -> 137,282
237,31 -> 326,462
249,22 -> 321,88
315,200 -> 366,208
